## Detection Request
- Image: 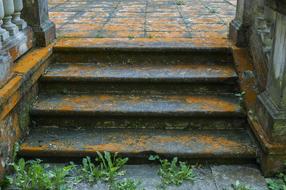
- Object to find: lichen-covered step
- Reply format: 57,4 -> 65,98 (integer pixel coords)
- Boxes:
19,127 -> 257,163
30,94 -> 247,129
39,62 -> 239,95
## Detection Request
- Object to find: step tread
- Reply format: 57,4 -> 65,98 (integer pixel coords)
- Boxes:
19,127 -> 257,159
42,63 -> 237,82
32,94 -> 243,117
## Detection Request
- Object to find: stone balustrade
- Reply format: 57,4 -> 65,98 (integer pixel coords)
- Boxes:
0,0 -> 28,38
0,0 -> 55,87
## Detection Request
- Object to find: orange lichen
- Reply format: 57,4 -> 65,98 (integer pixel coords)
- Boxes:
185,96 -> 238,112
54,38 -> 230,50
12,45 -> 53,75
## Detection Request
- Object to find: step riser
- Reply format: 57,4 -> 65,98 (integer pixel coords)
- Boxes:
18,153 -> 257,165
54,51 -> 233,65
39,81 -> 239,95
31,116 -> 247,130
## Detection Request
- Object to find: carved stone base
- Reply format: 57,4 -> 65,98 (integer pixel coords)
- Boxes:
229,19 -> 248,47
12,13 -> 27,31
260,152 -> 286,176
0,52 -> 12,88
32,21 -> 56,47
256,91 -> 286,143
2,16 -> 19,36
0,28 -> 9,42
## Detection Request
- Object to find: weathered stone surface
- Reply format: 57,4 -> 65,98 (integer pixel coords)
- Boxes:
122,165 -> 217,190
0,45 -> 52,181
211,165 -> 268,190
48,0 -> 236,39
51,164 -> 268,190
19,127 -> 257,162
256,12 -> 286,143
0,52 -> 12,88
265,0 -> 286,15
0,28 -> 33,88
231,0 -> 286,175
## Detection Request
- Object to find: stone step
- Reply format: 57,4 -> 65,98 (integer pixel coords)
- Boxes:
19,127 -> 257,163
31,94 -> 245,129
53,43 -> 232,66
40,62 -> 238,95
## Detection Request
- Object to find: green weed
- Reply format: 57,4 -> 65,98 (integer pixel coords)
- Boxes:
79,156 -> 103,183
97,151 -> 128,182
267,172 -> 286,190
78,152 -> 128,184
176,0 -> 185,5
6,158 -> 74,190
235,91 -> 246,102
147,34 -> 153,39
110,178 -> 143,190
149,155 -> 195,186
128,35 -> 135,39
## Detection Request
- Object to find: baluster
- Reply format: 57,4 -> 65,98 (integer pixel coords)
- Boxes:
0,0 -> 9,42
12,0 -> 26,30
2,0 -> 18,36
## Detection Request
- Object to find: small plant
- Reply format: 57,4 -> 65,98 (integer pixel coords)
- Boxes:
149,155 -> 195,186
6,158 -> 74,190
79,156 -> 103,183
267,172 -> 286,190
95,33 -> 104,38
176,0 -> 185,5
97,151 -> 128,182
147,34 -> 153,39
128,35 -> 135,39
78,152 -> 128,184
235,91 -> 246,102
231,181 -> 254,190
110,178 -> 143,190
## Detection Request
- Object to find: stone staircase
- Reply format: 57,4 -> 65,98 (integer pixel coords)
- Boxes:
19,43 -> 258,163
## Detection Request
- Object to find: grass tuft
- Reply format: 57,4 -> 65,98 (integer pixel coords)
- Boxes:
149,155 -> 195,187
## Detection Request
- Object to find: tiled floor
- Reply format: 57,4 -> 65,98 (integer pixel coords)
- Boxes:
48,0 -> 237,39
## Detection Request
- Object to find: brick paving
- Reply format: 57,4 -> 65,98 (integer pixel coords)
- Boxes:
48,0 -> 236,39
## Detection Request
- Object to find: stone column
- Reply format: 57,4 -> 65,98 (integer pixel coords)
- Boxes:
12,0 -> 27,30
22,0 -> 56,47
256,12 -> 286,175
257,13 -> 286,143
229,0 -> 248,46
0,0 -> 9,43
2,0 -> 19,36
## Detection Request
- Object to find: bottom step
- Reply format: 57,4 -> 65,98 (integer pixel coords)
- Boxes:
19,127 -> 257,162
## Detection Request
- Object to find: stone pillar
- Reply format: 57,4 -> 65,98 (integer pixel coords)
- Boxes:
229,0 -> 248,46
257,13 -> 286,143
2,0 -> 19,36
256,12 -> 286,175
12,0 -> 27,30
22,0 -> 56,47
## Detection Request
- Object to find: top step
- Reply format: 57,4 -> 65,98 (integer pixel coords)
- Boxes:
53,38 -> 233,65
54,38 -> 231,52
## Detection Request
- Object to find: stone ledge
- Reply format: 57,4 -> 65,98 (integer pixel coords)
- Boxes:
54,38 -> 231,52
0,45 -> 53,121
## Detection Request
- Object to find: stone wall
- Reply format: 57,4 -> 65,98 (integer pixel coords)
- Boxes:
0,46 -> 52,180
0,84 -> 37,179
